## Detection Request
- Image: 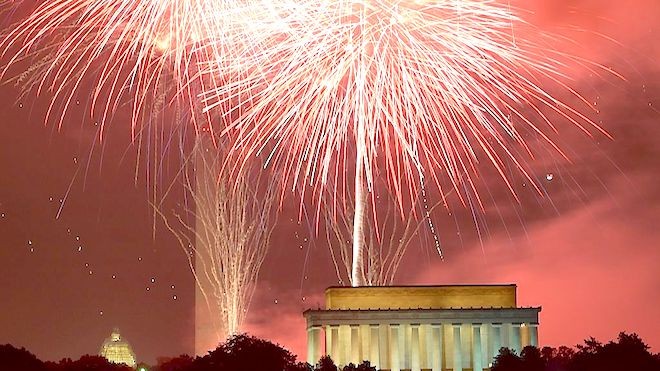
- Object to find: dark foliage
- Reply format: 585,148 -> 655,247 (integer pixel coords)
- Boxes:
190,334 -> 309,371
154,355 -> 194,371
568,332 -> 659,371
341,360 -> 377,371
46,355 -> 133,371
0,344 -> 46,371
315,355 -> 337,371
492,332 -> 660,371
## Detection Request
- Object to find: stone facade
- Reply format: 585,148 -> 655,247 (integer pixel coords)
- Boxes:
304,285 -> 540,371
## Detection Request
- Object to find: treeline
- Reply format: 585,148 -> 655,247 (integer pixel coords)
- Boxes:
1,332 -> 658,371
490,333 -> 659,371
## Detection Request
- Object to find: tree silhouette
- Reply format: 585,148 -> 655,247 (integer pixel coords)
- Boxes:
0,344 -> 46,371
569,332 -> 659,371
492,332 -> 659,371
341,360 -> 377,371
520,346 -> 544,371
492,347 -> 523,371
315,355 -> 337,371
541,346 -> 574,371
47,355 -> 133,371
192,334 -> 309,371
155,354 -> 194,371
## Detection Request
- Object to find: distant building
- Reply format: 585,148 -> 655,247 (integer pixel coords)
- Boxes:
99,328 -> 137,367
304,284 -> 540,371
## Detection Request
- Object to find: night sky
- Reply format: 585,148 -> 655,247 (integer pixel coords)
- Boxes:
1,0 -> 659,365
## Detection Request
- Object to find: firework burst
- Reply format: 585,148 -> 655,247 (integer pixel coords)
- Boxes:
1,1 -> 618,288
201,0 -> 616,286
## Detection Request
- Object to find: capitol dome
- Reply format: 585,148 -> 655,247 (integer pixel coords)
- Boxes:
99,328 -> 137,367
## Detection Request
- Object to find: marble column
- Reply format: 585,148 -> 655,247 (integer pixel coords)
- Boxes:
329,326 -> 339,364
452,324 -> 462,371
426,324 -> 442,371
379,324 -> 389,370
510,323 -> 522,355
390,324 -> 401,371
369,324 -> 380,369
529,323 -> 539,348
411,324 -> 421,371
490,323 -> 502,365
350,325 -> 360,364
339,325 -> 353,366
307,326 -> 322,365
360,325 -> 370,363
472,324 -> 483,371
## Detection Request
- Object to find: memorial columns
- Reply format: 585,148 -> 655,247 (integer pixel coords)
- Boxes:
472,324 -> 483,371
378,324 -> 389,370
529,323 -> 539,347
428,324 -> 442,371
452,324 -> 462,371
350,325 -> 360,364
360,325 -> 370,363
328,325 -> 339,364
411,324 -> 421,371
369,324 -> 380,369
510,323 -> 522,354
307,326 -> 322,365
389,324 -> 401,371
490,323 -> 502,363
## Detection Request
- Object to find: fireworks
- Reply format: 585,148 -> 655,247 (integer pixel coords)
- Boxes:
0,0 -> 268,134
201,0 -> 614,286
1,1 -> 616,288
156,137 -> 277,340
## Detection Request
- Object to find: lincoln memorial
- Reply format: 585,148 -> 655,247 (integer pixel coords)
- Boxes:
303,284 -> 540,371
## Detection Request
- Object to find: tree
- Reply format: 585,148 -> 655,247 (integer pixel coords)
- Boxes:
155,355 -> 194,371
541,346 -> 574,371
192,334 -> 308,371
48,355 -> 133,371
0,344 -> 46,371
520,346 -> 544,371
569,332 -> 660,371
491,347 -> 523,371
315,356 -> 337,371
341,360 -> 376,371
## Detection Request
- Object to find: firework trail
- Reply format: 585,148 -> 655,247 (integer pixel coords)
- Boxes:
324,183 -> 446,286
156,136 -> 278,341
202,0 -> 616,286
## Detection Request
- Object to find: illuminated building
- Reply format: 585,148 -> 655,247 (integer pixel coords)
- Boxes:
99,328 -> 137,367
304,285 -> 540,371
